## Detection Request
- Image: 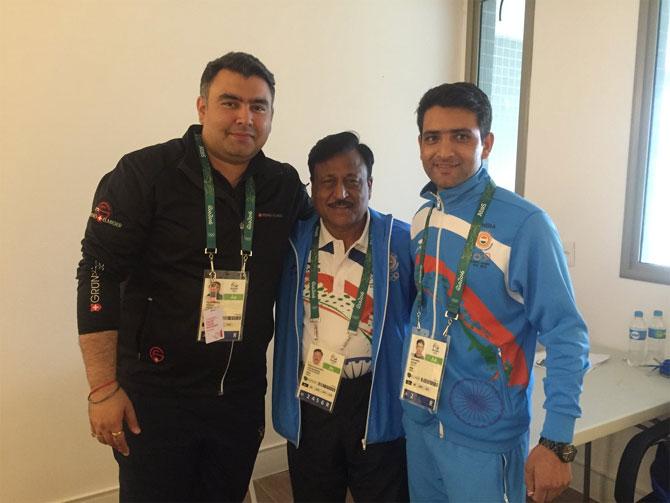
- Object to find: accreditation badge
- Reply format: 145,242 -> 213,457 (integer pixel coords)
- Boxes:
400,329 -> 449,412
197,270 -> 248,343
297,343 -> 344,413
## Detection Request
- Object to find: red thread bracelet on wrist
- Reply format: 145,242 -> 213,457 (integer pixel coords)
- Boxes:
88,384 -> 121,404
88,379 -> 117,397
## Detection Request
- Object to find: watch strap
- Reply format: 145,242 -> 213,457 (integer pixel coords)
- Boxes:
539,436 -> 577,463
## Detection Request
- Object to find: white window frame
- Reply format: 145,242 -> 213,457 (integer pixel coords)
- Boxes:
465,0 -> 535,196
620,0 -> 670,285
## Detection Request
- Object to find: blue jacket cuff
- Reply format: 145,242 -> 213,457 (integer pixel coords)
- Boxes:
541,411 -> 576,443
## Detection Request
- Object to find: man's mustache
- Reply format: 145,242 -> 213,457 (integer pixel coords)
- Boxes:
327,200 -> 353,208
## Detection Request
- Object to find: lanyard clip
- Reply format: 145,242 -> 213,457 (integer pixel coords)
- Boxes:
443,311 -> 459,338
205,248 -> 217,278
311,320 -> 319,342
240,251 -> 251,272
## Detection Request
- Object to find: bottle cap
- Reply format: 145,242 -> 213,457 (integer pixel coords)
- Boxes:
634,310 -> 644,317
653,310 -> 663,317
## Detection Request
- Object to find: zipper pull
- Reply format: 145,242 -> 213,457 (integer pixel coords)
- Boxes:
438,421 -> 445,439
361,437 -> 367,451
502,454 -> 510,503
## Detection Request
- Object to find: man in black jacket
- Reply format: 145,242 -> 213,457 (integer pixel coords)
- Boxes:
77,51 -> 311,502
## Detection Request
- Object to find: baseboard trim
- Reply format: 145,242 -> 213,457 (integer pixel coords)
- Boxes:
66,486 -> 119,503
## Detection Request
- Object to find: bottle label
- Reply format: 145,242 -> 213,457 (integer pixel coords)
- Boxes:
649,328 -> 667,340
629,329 -> 647,341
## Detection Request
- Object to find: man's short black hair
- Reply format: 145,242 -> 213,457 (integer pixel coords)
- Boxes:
307,131 -> 374,179
200,52 -> 275,100
416,82 -> 492,137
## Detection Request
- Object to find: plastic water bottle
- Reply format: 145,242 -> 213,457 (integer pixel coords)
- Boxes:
647,310 -> 667,364
627,310 -> 647,366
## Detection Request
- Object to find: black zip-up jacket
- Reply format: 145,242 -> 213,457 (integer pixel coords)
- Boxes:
77,125 -> 311,398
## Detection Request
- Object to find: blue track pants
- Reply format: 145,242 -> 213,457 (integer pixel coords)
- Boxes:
403,415 -> 528,502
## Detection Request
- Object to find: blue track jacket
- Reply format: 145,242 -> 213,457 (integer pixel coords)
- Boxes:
273,209 -> 414,448
403,167 -> 589,452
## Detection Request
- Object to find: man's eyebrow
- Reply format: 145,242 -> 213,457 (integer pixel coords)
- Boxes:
217,93 -> 270,106
218,93 -> 242,102
422,128 -> 472,135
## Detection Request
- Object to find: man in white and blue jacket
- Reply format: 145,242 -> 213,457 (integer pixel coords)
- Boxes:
273,132 -> 413,502
403,83 -> 589,502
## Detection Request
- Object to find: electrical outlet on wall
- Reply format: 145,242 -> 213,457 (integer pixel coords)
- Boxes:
563,241 -> 575,267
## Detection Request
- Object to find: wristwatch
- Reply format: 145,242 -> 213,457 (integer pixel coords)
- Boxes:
538,437 -> 577,463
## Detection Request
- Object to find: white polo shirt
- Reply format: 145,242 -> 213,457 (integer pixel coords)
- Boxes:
301,213 -> 374,379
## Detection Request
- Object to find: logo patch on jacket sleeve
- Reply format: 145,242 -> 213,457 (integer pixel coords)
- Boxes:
90,201 -> 123,228
89,261 -> 104,312
389,252 -> 400,282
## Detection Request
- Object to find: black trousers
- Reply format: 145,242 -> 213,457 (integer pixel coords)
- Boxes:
114,389 -> 264,502
287,373 -> 409,503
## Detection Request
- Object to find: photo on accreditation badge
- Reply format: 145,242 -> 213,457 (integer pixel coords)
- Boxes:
205,279 -> 224,303
414,338 -> 425,359
311,348 -> 324,367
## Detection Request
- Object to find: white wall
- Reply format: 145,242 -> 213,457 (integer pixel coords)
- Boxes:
527,0 -> 669,342
0,1 -> 466,501
527,0 -> 669,499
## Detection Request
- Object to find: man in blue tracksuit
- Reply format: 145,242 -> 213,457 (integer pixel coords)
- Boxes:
402,83 -> 589,502
273,132 -> 412,502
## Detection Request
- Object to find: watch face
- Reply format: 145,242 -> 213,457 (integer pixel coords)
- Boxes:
560,444 -> 578,462
540,438 -> 577,463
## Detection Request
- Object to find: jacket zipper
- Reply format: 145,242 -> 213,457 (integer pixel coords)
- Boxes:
501,453 -> 510,503
431,196 -> 442,340
289,239 -> 303,448
496,347 -> 513,413
361,217 -> 392,451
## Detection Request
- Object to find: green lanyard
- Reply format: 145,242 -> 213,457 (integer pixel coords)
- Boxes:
195,133 -> 256,273
415,180 -> 496,336
308,222 -> 373,341
414,205 -> 435,322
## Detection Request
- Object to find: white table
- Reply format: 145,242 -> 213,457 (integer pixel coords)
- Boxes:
530,348 -> 670,500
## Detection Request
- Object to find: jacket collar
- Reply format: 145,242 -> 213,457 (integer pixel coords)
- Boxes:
318,210 -> 371,254
178,124 -> 268,191
295,208 -> 391,256
419,166 -> 491,210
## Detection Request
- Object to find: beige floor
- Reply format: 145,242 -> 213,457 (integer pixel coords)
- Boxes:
246,471 -> 592,503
